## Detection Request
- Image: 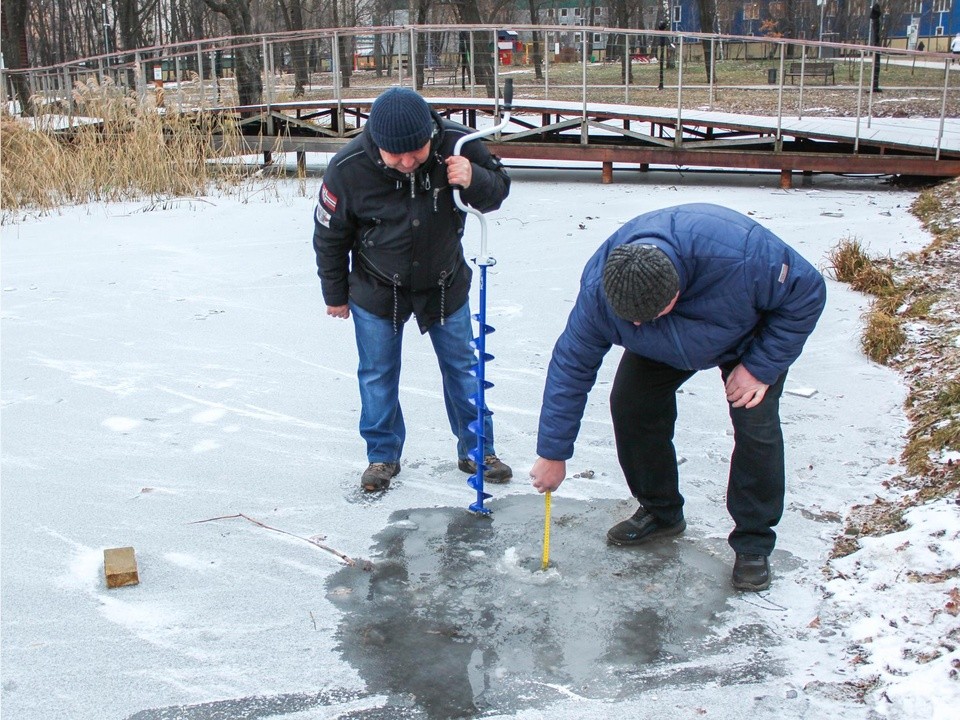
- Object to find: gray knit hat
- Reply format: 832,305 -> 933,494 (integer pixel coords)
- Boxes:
602,244 -> 679,322
367,87 -> 434,153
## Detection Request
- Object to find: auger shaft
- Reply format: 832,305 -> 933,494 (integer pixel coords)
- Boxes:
452,79 -> 513,515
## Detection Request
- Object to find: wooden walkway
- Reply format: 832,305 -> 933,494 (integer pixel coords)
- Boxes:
219,97 -> 960,186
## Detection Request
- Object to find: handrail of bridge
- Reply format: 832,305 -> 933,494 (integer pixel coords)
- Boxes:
3,24 -> 956,159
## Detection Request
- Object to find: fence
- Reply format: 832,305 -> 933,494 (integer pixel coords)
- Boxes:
3,23 -> 957,135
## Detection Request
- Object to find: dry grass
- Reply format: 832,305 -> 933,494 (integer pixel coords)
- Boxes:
861,309 -> 907,365
827,237 -> 907,365
830,177 -> 960,558
1,77 -> 258,216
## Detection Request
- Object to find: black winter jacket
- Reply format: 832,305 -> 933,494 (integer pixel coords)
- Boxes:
312,110 -> 511,333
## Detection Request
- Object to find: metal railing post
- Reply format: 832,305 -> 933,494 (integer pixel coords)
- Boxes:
493,28 -> 500,109
409,27 -> 417,88
197,43 -> 205,109
675,34 -> 684,148
543,31 -> 549,101
708,36 -> 715,111
332,33 -> 341,101
624,34 -> 630,105
581,30 -> 587,145
854,50 -> 866,154
133,51 -> 144,106
798,47 -> 806,118
62,66 -> 73,117
777,44 -> 785,140
469,32 -> 476,98
936,59 -> 950,161
175,55 -> 183,111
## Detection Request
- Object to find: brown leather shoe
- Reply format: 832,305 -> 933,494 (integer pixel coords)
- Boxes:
361,462 -> 400,492
457,454 -> 513,483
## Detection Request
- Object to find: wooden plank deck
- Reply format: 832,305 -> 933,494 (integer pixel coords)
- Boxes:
211,97 -> 960,181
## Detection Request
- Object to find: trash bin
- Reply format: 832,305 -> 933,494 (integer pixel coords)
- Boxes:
767,68 -> 778,84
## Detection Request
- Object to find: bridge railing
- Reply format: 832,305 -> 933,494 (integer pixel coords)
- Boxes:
3,24 -> 957,155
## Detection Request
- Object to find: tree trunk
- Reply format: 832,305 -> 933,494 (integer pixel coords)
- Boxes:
450,0 -> 495,97
202,0 -> 262,109
277,0 -> 310,96
696,0 -> 716,82
1,0 -> 34,115
526,0 -> 543,81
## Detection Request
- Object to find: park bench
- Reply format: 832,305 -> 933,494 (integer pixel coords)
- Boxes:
784,61 -> 835,85
425,66 -> 458,85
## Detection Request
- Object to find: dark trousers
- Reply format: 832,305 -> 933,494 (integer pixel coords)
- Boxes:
610,352 -> 786,556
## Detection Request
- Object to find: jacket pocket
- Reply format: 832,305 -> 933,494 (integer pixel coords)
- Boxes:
357,250 -> 401,287
359,218 -> 382,248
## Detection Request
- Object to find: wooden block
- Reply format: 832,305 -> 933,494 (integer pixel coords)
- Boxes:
104,546 -> 140,589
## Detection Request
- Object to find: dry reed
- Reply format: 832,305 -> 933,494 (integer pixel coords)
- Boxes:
1,77 -> 251,216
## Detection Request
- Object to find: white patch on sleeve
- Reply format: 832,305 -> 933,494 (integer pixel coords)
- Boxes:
778,263 -> 789,283
314,203 -> 331,228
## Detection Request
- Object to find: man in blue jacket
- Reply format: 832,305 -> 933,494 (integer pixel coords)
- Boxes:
529,204 -> 826,591
313,87 -> 512,492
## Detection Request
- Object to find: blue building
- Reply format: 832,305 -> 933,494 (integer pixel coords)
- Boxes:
526,1 -> 959,56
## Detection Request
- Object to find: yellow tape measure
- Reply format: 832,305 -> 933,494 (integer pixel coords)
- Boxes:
541,491 -> 552,571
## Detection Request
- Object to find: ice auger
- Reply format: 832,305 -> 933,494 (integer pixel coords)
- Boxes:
452,79 -> 513,515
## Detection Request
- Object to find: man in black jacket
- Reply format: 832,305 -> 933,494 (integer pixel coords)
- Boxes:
313,87 -> 513,492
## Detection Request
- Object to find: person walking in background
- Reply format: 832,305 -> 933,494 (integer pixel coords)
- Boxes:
312,87 -> 513,492
951,33 -> 960,62
528,204 -> 826,591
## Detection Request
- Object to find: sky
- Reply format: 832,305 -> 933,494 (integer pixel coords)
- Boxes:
2,163 -> 959,720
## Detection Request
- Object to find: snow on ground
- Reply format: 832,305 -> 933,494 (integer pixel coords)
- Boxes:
2,165 -> 958,719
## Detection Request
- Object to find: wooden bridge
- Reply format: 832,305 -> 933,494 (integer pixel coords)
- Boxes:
10,23 -> 957,185
222,96 -> 960,187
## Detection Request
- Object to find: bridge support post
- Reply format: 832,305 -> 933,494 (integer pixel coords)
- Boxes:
779,169 -> 793,189
602,161 -> 613,184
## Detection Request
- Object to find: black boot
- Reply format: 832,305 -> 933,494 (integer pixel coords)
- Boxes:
606,506 -> 686,546
732,553 -> 771,591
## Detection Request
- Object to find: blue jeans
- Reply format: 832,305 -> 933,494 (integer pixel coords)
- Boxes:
350,301 -> 495,463
610,352 -> 786,556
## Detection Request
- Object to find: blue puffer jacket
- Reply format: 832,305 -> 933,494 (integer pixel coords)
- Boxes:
537,203 -> 827,461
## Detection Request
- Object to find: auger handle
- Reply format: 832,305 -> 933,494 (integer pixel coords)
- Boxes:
452,79 -> 513,261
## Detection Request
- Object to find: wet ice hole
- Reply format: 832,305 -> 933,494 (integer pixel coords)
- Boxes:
498,547 -> 561,584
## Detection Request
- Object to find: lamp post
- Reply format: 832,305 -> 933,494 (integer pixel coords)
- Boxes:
657,20 -> 667,90
817,0 -> 826,59
870,2 -> 882,92
101,3 -> 111,56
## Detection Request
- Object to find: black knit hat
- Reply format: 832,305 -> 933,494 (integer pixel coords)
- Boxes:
602,244 -> 679,323
367,87 -> 434,153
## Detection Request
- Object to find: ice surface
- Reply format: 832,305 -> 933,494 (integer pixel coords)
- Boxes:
2,168 -> 952,719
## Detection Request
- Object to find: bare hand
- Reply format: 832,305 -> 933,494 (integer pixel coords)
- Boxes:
529,457 -> 567,493
445,155 -> 472,189
725,363 -> 769,409
327,304 -> 350,319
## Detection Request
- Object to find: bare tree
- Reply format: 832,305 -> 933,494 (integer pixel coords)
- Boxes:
447,0 -> 496,96
202,0 -> 263,107
276,0 -> 310,95
525,0 -> 544,80
695,0 -> 716,80
1,0 -> 33,113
